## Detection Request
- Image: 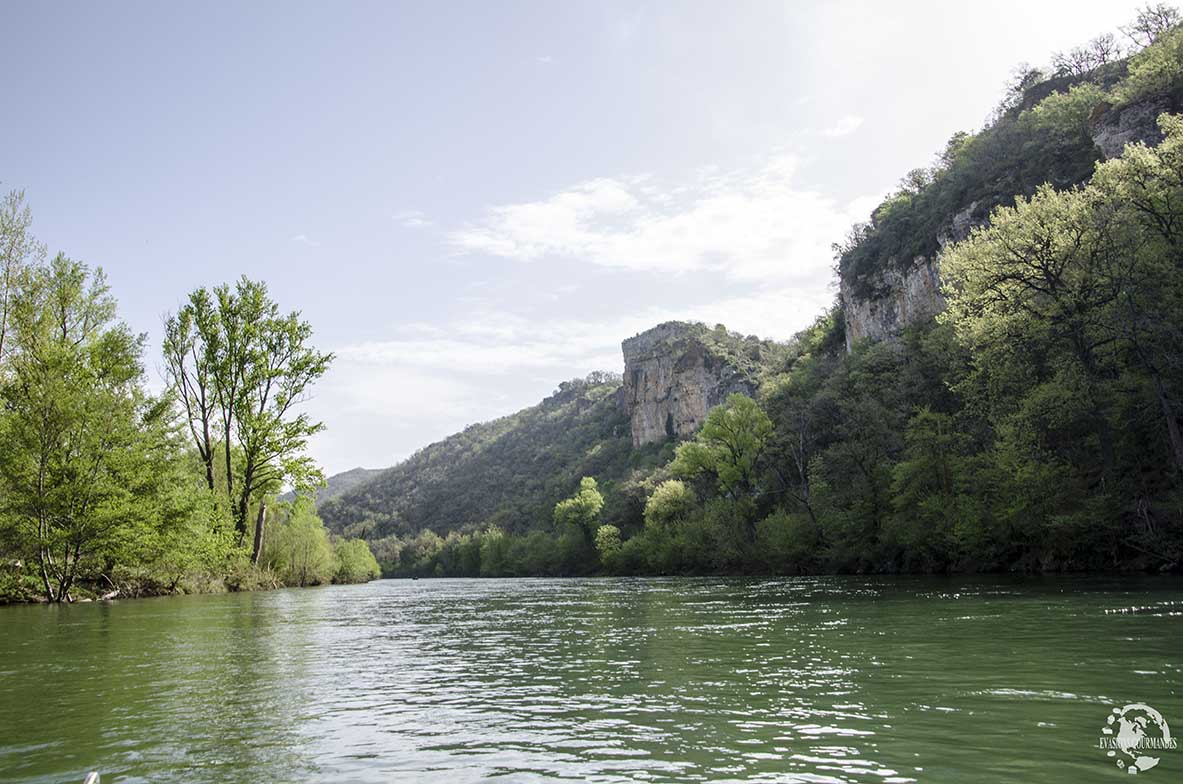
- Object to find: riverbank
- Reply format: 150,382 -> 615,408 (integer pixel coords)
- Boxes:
0,561 -> 379,605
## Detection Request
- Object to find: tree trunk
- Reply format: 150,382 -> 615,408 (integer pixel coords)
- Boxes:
224,419 -> 236,530
38,549 -> 55,603
251,500 -> 267,566
201,419 -> 215,492
0,261 -> 12,369
235,492 -> 250,547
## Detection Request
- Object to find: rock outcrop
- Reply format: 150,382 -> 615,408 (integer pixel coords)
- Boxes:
1090,96 -> 1177,159
840,257 -> 944,350
840,201 -> 978,349
841,93 -> 1178,349
620,322 -> 761,447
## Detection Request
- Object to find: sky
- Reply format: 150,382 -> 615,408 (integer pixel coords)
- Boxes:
3,0 -> 1149,475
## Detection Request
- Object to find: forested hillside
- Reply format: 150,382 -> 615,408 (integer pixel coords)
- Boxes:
335,6 -> 1183,578
319,373 -> 638,538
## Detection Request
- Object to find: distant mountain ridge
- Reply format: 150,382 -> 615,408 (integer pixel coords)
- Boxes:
283,466 -> 382,506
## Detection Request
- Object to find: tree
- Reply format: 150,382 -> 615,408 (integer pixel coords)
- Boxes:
1122,3 -> 1182,49
671,394 -> 773,499
943,118 -> 1183,476
762,355 -> 839,525
642,480 -> 696,530
1051,34 -> 1122,78
1115,24 -> 1183,105
1090,114 -> 1183,472
887,409 -> 979,571
808,343 -> 906,568
0,256 -> 184,601
478,527 -> 511,576
267,504 -> 337,586
938,117 -> 1183,566
163,288 -> 220,492
165,278 -> 333,563
594,524 -> 622,570
0,190 -> 45,370
553,476 -> 604,540
333,538 -> 381,583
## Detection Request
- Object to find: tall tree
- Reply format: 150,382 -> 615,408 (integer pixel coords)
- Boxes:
762,355 -> 838,525
943,117 -> 1183,475
0,256 -> 179,601
553,477 -> 604,542
163,288 -> 219,492
165,278 -> 332,562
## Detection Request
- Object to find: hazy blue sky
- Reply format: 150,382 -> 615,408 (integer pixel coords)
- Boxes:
3,0 -> 1147,474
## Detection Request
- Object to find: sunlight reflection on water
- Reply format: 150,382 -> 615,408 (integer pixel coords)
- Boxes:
1,576 -> 1181,783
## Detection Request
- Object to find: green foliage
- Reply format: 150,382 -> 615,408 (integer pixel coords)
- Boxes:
164,277 -> 333,563
333,538 -> 381,584
0,255 -> 210,601
1115,24 -> 1183,105
594,524 -> 622,559
754,511 -> 820,573
0,189 -> 45,370
553,477 -> 604,538
643,480 -> 696,529
885,409 -> 983,572
0,201 -> 368,602
671,394 -> 773,498
938,113 -> 1183,569
264,503 -> 337,587
1030,83 -> 1106,141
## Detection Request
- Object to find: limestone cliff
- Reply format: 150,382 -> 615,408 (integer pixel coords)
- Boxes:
620,322 -> 772,447
1090,96 -> 1176,159
840,257 -> 943,349
839,93 -> 1178,349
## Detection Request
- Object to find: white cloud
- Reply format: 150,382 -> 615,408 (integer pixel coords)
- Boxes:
290,234 -> 321,247
823,114 -> 864,137
335,281 -> 834,381
448,155 -> 868,286
535,55 -> 554,64
394,209 -> 433,229
336,314 -> 621,376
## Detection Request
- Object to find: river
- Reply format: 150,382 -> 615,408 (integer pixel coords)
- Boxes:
1,577 -> 1180,782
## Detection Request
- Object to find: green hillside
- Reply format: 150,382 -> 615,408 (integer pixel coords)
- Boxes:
318,373 -> 641,539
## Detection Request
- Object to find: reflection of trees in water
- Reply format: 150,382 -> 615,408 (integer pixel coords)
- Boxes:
4,578 -> 1183,782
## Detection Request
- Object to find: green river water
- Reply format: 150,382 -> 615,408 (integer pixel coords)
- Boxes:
1,577 -> 1181,783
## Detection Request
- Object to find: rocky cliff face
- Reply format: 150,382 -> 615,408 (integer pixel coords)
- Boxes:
1090,95 -> 1176,159
840,256 -> 944,349
620,322 -> 760,447
840,95 -> 1174,349
840,201 -> 978,348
